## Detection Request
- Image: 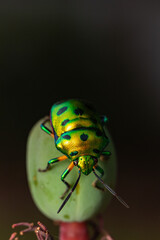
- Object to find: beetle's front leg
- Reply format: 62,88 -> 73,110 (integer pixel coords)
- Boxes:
100,151 -> 111,160
60,161 -> 74,199
40,117 -> 54,138
92,165 -> 105,191
38,155 -> 68,172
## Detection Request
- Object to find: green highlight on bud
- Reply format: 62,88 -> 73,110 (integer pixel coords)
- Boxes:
26,119 -> 117,222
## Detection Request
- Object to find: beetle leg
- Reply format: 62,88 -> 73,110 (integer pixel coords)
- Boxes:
57,169 -> 81,213
60,161 -> 75,199
100,115 -> 108,124
92,165 -> 105,191
38,155 -> 68,172
40,117 -> 54,138
102,151 -> 111,156
100,151 -> 111,162
93,168 -> 129,208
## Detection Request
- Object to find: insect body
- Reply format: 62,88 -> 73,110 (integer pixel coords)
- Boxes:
39,99 -> 129,213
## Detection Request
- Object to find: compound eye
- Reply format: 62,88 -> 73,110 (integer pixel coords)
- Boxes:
74,160 -> 78,166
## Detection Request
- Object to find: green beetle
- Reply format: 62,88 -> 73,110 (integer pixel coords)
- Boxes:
39,99 -> 129,213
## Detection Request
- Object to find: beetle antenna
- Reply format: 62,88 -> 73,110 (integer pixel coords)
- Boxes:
93,169 -> 129,208
57,170 -> 81,214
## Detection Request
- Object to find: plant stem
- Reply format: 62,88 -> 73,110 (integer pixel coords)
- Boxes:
59,222 -> 89,240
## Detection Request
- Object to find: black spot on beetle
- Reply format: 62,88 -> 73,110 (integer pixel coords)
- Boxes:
74,108 -> 84,115
62,135 -> 71,140
70,151 -> 78,156
61,119 -> 69,126
57,106 -> 68,115
93,149 -> 100,154
80,133 -> 88,141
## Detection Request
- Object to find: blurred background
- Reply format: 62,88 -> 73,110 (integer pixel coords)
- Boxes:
0,0 -> 160,239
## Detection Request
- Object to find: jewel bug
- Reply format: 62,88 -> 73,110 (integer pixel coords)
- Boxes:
38,99 -> 129,213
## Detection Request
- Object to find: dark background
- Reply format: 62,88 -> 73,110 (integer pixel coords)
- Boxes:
1,1 -> 160,239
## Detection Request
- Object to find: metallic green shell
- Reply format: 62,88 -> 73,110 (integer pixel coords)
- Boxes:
50,99 -> 109,160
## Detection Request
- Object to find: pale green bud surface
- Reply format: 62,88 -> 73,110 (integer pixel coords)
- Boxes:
26,119 -> 117,222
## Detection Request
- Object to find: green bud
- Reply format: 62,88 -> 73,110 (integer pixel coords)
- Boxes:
26,119 -> 117,222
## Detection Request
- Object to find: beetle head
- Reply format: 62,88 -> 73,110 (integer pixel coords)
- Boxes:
74,155 -> 97,175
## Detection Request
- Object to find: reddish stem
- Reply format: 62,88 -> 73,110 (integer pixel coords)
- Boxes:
10,219 -> 114,240
59,222 -> 89,240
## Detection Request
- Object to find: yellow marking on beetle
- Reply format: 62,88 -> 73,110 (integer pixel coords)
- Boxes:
64,118 -> 101,133
57,128 -> 106,160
